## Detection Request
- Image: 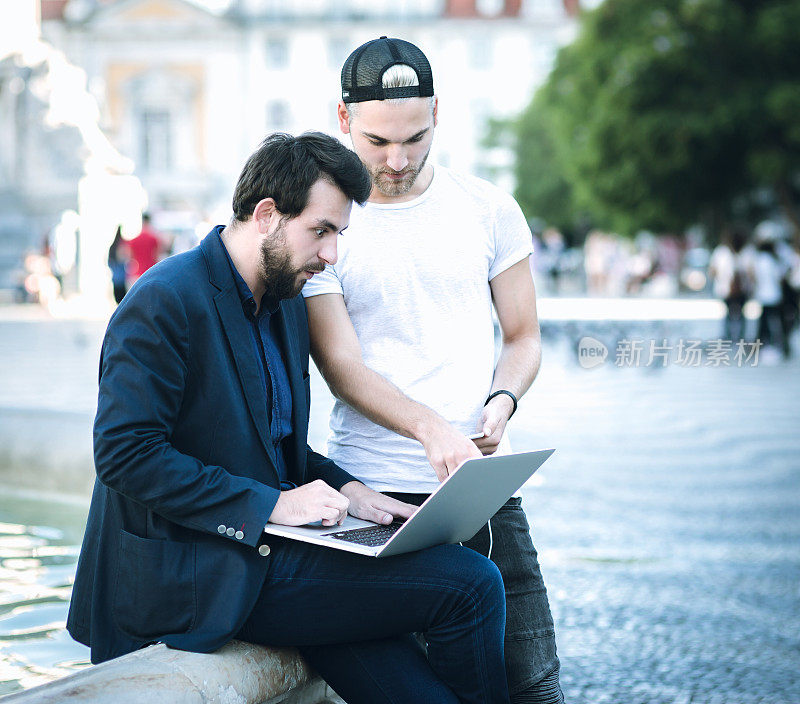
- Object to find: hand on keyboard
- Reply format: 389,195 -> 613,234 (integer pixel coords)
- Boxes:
339,481 -> 417,525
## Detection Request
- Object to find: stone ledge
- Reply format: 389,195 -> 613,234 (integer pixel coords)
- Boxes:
0,640 -> 339,704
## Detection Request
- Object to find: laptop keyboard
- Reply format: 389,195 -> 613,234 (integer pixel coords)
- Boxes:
325,522 -> 403,547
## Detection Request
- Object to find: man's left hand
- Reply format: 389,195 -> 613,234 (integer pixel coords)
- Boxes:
340,481 -> 418,525
473,394 -> 515,455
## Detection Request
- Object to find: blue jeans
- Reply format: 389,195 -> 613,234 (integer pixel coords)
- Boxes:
236,536 -> 510,704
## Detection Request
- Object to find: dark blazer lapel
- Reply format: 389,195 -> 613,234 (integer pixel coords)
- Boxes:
202,232 -> 278,473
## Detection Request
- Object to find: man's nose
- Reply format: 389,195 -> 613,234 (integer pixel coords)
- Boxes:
319,235 -> 338,266
385,145 -> 408,172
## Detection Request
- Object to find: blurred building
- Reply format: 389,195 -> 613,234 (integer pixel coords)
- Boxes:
40,0 -> 580,220
0,0 -> 136,296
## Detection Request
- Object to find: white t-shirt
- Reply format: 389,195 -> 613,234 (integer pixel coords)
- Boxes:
752,251 -> 786,306
709,245 -> 736,299
303,165 -> 533,493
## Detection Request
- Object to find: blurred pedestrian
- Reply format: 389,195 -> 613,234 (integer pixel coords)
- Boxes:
776,236 -> 800,358
21,251 -> 60,306
541,227 -> 566,294
709,225 -> 750,342
749,223 -> 788,357
584,229 -> 609,295
127,213 -> 162,284
107,225 -> 129,304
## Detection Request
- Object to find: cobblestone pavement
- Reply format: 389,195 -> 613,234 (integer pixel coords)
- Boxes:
0,306 -> 799,702
517,333 -> 800,704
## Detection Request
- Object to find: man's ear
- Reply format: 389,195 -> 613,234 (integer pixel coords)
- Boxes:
252,198 -> 278,234
432,96 -> 439,128
337,101 -> 351,135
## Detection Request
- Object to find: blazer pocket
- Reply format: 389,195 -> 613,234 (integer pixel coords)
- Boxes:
113,529 -> 197,640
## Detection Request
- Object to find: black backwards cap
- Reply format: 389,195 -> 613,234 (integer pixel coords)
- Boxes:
341,36 -> 434,104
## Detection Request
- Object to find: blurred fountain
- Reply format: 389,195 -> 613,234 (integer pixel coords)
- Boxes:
0,0 -> 144,309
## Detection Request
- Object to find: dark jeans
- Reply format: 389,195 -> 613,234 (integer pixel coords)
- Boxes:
758,304 -> 784,351
723,294 -> 747,343
388,494 -> 560,697
780,282 -> 798,357
236,536 -> 510,704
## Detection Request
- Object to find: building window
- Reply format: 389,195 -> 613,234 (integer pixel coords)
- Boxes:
524,0 -> 564,18
140,109 -> 171,172
476,0 -> 504,16
266,100 -> 290,131
265,38 -> 289,69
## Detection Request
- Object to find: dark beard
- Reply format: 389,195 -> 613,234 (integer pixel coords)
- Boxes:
259,232 -> 303,301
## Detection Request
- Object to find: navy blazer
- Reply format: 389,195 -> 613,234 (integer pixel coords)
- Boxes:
67,231 -> 356,664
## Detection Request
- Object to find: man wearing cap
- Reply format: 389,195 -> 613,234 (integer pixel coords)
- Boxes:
304,38 -> 564,703
67,132 -> 511,704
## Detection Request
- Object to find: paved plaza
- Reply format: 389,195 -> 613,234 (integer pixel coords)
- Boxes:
0,304 -> 799,702
519,335 -> 800,703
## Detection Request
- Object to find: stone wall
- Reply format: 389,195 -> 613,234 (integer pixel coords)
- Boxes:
0,641 -> 339,704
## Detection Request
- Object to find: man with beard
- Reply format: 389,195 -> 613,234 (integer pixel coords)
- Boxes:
303,39 -> 564,703
68,132 -> 511,704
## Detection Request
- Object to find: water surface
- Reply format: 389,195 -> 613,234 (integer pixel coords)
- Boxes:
0,493 -> 89,695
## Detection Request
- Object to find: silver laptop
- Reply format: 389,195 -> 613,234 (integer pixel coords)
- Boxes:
263,449 -> 554,558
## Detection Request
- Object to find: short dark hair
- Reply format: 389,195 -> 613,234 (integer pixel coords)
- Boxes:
232,132 -> 371,222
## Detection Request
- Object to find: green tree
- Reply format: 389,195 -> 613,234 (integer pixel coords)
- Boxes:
512,0 -> 800,239
510,93 -> 578,233
748,1 -> 800,236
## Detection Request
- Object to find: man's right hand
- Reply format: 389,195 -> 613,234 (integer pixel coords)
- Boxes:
268,479 -> 349,527
419,417 -> 483,482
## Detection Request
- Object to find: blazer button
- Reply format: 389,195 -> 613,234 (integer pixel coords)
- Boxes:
226,527 -> 235,537
235,531 -> 244,540
258,544 -> 271,557
217,525 -> 226,534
